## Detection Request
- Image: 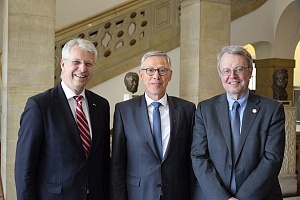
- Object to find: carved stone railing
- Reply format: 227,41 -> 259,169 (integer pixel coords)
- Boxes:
54,0 -> 268,88
55,0 -> 181,88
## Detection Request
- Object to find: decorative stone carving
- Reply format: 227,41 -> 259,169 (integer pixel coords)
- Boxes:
279,106 -> 297,196
55,0 -> 181,88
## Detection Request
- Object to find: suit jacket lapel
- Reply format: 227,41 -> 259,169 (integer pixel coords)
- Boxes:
54,84 -> 83,154
137,95 -> 162,160
236,92 -> 260,160
217,94 -> 234,160
162,96 -> 180,161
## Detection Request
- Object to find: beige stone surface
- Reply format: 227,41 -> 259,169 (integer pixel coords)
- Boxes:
180,0 -> 230,104
1,0 -> 55,198
279,106 -> 297,196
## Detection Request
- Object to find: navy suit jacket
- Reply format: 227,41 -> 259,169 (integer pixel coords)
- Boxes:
111,94 -> 196,200
15,83 -> 111,200
191,91 -> 285,200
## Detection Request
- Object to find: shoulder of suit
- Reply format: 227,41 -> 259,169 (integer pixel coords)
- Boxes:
30,86 -> 57,101
249,92 -> 281,106
116,95 -> 142,107
198,93 -> 225,105
168,96 -> 195,107
85,90 -> 109,106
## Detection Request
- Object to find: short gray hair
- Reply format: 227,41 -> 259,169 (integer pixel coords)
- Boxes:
217,45 -> 253,72
62,38 -> 98,64
140,51 -> 172,69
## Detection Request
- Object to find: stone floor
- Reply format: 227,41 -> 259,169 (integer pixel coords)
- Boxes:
284,197 -> 300,200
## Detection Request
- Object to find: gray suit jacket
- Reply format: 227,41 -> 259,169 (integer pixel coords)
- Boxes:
191,91 -> 285,200
111,94 -> 196,200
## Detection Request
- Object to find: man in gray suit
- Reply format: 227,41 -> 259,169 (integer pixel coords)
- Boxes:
111,51 -> 196,200
191,45 -> 285,200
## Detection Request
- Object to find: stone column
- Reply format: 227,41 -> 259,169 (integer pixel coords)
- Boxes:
279,106 -> 297,196
254,58 -> 295,101
180,0 -> 230,104
1,0 -> 55,199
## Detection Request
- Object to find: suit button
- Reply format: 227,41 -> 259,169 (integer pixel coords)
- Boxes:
229,165 -> 232,169
157,184 -> 161,188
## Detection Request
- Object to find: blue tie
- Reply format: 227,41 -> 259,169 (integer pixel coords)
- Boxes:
230,101 -> 240,194
152,102 -> 163,159
231,101 -> 240,158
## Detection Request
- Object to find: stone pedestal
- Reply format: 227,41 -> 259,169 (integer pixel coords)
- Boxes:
279,106 -> 297,196
254,58 -> 295,101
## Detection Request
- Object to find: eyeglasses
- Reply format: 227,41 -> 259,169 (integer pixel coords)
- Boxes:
141,68 -> 170,76
64,59 -> 94,68
220,67 -> 249,76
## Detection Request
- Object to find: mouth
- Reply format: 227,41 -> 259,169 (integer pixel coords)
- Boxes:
74,74 -> 88,78
151,82 -> 161,86
229,81 -> 240,85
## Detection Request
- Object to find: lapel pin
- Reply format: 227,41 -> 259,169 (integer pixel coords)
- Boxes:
252,108 -> 257,113
93,103 -> 96,106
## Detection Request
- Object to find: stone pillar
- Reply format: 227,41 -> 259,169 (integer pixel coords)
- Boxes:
1,0 -> 55,199
180,0 -> 230,104
279,106 -> 297,196
254,58 -> 295,101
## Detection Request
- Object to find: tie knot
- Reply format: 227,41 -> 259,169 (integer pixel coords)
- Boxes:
152,102 -> 161,109
233,101 -> 240,111
74,95 -> 83,103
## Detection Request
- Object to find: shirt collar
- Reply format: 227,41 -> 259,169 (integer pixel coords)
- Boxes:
145,93 -> 168,107
226,90 -> 249,111
61,81 -> 86,100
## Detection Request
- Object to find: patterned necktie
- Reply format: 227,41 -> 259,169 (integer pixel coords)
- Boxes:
230,100 -> 240,194
152,102 -> 163,159
74,96 -> 91,156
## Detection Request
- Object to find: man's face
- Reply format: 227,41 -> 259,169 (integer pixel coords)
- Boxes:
139,56 -> 172,101
219,53 -> 252,100
276,73 -> 288,88
60,46 -> 94,94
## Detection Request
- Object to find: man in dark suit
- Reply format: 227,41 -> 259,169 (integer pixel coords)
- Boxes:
111,51 -> 196,200
15,38 -> 110,200
191,45 -> 285,200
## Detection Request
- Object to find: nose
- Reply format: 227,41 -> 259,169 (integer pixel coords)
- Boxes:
152,69 -> 161,78
229,69 -> 238,77
78,63 -> 87,71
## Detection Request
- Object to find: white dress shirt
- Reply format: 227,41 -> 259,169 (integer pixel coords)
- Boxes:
61,81 -> 92,138
145,93 -> 170,157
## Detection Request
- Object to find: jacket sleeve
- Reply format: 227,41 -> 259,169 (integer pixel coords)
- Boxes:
191,102 -> 232,199
110,103 -> 128,200
15,97 -> 43,200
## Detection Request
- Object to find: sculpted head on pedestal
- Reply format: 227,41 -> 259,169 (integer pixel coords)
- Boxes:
271,68 -> 288,100
124,72 -> 139,94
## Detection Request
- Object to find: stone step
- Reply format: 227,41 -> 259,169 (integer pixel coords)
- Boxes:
284,197 -> 300,200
